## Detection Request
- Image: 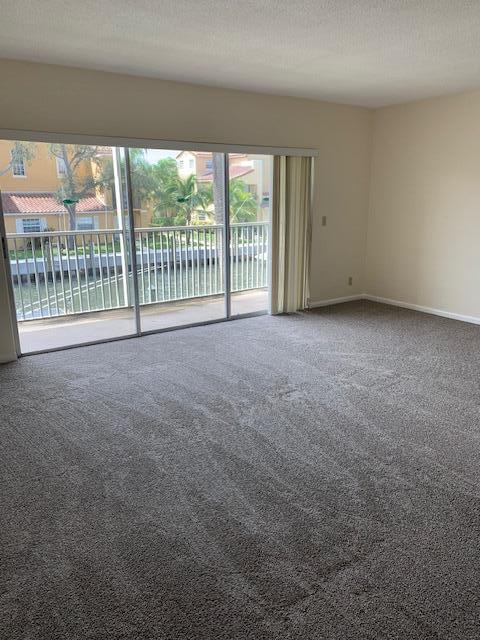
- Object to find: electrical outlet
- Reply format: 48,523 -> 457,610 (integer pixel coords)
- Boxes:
321,215 -> 327,226
348,276 -> 353,286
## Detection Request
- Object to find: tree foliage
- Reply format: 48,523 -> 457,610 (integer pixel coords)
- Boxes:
111,151 -> 260,226
196,178 -> 258,222
0,141 -> 37,177
153,173 -> 212,225
49,144 -> 105,231
97,148 -> 157,209
229,179 -> 258,222
1,141 -> 260,230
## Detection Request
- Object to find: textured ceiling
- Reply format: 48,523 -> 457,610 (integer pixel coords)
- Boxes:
2,0 -> 480,107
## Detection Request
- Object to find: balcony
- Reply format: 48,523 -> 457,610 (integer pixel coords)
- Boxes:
7,222 -> 269,352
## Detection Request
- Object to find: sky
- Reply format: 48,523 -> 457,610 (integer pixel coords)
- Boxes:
145,149 -> 179,164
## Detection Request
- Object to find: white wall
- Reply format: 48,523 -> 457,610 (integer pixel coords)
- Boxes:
366,90 -> 480,318
0,59 -> 373,361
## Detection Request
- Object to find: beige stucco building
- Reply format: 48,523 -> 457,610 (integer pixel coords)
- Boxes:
0,140 -> 117,235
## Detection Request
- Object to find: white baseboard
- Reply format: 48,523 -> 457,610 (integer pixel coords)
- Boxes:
308,293 -> 480,326
308,294 -> 364,308
363,295 -> 480,326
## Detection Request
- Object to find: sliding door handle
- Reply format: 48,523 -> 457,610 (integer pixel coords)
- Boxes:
1,235 -> 8,260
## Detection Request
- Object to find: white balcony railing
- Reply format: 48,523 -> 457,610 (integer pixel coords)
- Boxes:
7,222 -> 269,320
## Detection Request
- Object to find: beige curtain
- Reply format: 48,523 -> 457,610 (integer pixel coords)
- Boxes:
270,155 -> 313,314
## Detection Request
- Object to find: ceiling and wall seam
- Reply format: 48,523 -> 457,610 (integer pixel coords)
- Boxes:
2,1 -> 480,107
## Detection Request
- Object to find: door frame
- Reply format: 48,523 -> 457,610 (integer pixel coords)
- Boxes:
222,153 -> 232,320
0,194 -> 21,357
124,148 -> 234,336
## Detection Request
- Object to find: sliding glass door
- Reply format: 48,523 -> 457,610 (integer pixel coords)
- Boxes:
0,138 -> 272,354
0,141 -> 136,353
128,149 -> 227,332
228,153 -> 272,316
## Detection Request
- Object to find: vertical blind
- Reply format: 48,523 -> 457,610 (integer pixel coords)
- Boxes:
270,156 -> 313,314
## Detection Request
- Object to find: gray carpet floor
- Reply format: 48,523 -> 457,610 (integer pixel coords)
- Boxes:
2,301 -> 480,639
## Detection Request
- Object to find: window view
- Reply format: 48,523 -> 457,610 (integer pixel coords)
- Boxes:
128,148 -> 227,331
0,139 -> 272,354
229,153 -> 271,316
0,140 -> 135,352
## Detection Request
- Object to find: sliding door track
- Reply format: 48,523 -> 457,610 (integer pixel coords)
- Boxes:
19,310 -> 268,358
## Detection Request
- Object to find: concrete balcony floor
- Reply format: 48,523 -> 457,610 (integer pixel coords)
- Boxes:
18,288 -> 269,354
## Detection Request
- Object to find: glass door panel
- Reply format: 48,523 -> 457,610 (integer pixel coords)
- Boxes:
228,154 -> 272,316
1,143 -> 274,355
0,140 -> 136,353
128,149 -> 226,332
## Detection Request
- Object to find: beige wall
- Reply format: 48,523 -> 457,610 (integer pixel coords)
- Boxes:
366,90 -> 480,318
0,59 -> 372,361
2,60 -> 479,363
0,140 -> 65,191
3,212 -> 118,235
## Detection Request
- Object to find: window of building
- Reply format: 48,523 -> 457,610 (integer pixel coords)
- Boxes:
17,218 -> 43,233
205,160 -> 213,170
12,155 -> 26,177
56,157 -> 67,176
189,158 -> 194,169
76,216 -> 98,230
178,160 -> 184,169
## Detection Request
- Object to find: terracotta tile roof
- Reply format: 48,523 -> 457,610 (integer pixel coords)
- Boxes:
199,165 -> 254,181
1,192 -> 108,214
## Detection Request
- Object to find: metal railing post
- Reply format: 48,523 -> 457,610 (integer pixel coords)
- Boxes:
5,222 -> 268,322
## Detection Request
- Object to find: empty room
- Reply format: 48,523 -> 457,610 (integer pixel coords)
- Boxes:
2,2 -> 480,638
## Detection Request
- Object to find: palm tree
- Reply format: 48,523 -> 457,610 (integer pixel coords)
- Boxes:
229,179 -> 258,222
156,174 -> 210,225
149,158 -> 179,218
192,176 -> 258,223
97,148 -> 158,210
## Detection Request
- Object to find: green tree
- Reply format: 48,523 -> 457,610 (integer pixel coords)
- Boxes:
151,157 -> 178,189
155,173 -> 210,225
150,157 -> 181,219
196,176 -> 258,223
229,179 -> 258,222
99,152 -> 184,223
0,141 -> 36,177
49,144 -> 104,231
97,148 -> 157,210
